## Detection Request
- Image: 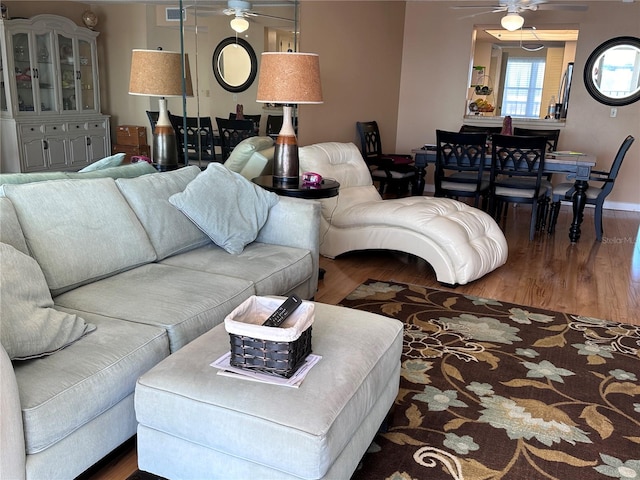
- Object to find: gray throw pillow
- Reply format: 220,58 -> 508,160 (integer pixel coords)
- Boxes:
168,163 -> 279,254
0,243 -> 96,360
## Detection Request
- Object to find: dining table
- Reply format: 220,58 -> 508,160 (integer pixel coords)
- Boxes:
412,146 -> 597,243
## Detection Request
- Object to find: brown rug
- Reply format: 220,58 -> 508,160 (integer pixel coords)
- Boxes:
343,280 -> 640,480
126,280 -> 639,480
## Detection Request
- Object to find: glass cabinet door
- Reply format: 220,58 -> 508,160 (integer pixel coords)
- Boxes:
12,32 -> 36,113
58,32 -> 76,112
34,32 -> 55,113
77,38 -> 96,111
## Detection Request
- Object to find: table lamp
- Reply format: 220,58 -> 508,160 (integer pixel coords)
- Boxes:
256,52 -> 323,185
128,49 -> 193,170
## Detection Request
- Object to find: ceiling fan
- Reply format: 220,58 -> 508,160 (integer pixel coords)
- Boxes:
185,1 -> 293,21
452,0 -> 588,31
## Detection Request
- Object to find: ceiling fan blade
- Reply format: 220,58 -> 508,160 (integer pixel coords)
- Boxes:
450,4 -> 505,9
536,4 -> 589,11
457,6 -> 508,19
245,11 -> 295,22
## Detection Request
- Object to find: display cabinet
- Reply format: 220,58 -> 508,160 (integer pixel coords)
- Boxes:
0,14 -> 110,172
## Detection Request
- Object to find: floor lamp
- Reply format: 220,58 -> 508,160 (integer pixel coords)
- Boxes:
128,49 -> 193,171
256,52 -> 323,186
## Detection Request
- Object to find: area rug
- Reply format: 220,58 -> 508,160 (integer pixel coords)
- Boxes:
343,280 -> 640,480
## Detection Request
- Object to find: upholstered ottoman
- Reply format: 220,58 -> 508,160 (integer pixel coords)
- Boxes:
134,301 -> 403,480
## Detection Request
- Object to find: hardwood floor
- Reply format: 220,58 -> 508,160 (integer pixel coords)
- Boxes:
80,202 -> 639,480
317,203 -> 640,325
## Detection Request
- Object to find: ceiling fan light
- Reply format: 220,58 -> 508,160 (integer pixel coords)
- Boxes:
230,16 -> 249,33
501,12 -> 524,31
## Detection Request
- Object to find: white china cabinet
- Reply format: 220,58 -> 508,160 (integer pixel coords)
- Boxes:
0,14 -> 110,172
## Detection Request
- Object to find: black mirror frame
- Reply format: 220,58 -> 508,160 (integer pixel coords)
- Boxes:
583,36 -> 640,107
212,37 -> 258,93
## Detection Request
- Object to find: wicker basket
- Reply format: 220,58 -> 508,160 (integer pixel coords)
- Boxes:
225,296 -> 314,378
229,327 -> 312,378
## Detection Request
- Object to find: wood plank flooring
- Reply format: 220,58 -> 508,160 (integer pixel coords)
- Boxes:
80,202 -> 640,480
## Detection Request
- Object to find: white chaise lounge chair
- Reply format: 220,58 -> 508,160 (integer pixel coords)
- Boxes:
298,142 -> 508,286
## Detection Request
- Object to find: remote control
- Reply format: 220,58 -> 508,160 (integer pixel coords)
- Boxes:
263,294 -> 302,327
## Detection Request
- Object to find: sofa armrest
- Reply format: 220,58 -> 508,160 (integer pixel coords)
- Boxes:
256,197 -> 321,297
1,345 -> 26,480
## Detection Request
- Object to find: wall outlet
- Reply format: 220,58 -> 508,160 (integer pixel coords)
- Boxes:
610,107 -> 618,118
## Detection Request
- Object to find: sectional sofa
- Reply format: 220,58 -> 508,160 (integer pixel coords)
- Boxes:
0,162 -> 320,479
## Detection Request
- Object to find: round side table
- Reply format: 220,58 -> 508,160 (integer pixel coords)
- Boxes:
253,175 -> 339,280
252,175 -> 340,199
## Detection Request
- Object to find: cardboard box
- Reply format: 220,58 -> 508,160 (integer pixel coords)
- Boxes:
116,125 -> 147,146
112,143 -> 150,163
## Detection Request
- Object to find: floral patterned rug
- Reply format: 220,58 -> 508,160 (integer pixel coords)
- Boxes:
342,280 -> 640,480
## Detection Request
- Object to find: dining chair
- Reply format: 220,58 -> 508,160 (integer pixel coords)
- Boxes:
169,114 -> 217,167
513,128 -> 561,184
356,120 -> 417,197
266,115 -> 284,139
229,113 -> 261,136
547,135 -> 635,241
146,111 -> 160,133
489,134 -> 549,241
459,125 -> 502,135
513,128 -> 560,153
435,129 -> 489,209
215,117 -> 257,162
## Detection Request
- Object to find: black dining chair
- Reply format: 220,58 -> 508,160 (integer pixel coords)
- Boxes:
459,125 -> 502,136
435,129 -> 489,209
169,114 -> 217,167
215,117 -> 257,162
489,134 -> 549,241
266,115 -> 284,139
146,111 -> 160,133
547,135 -> 635,241
229,113 -> 261,136
513,128 -> 560,154
356,120 -> 417,197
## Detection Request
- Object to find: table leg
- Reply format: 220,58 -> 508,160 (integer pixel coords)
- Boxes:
413,164 -> 426,196
569,180 -> 588,243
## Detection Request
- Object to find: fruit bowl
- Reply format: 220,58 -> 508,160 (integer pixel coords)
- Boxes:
469,99 -> 494,113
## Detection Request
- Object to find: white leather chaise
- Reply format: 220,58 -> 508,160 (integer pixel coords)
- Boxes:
298,142 -> 508,286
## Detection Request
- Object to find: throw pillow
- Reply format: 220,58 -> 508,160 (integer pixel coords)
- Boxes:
0,243 -> 96,360
78,153 -> 126,172
223,136 -> 274,173
168,163 -> 279,254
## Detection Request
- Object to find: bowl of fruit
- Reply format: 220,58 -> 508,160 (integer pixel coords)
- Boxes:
469,99 -> 494,114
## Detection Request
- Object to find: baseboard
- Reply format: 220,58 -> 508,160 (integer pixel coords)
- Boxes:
560,200 -> 640,212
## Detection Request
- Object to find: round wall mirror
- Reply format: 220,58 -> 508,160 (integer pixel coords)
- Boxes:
583,36 -> 640,106
212,37 -> 258,93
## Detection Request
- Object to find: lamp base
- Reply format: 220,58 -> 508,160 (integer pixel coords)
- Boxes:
273,105 -> 299,186
153,125 -> 179,171
273,135 -> 299,186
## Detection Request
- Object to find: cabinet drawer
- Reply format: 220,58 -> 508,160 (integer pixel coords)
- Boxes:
68,122 -> 87,132
87,120 -> 108,132
20,124 -> 45,136
43,123 -> 65,134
